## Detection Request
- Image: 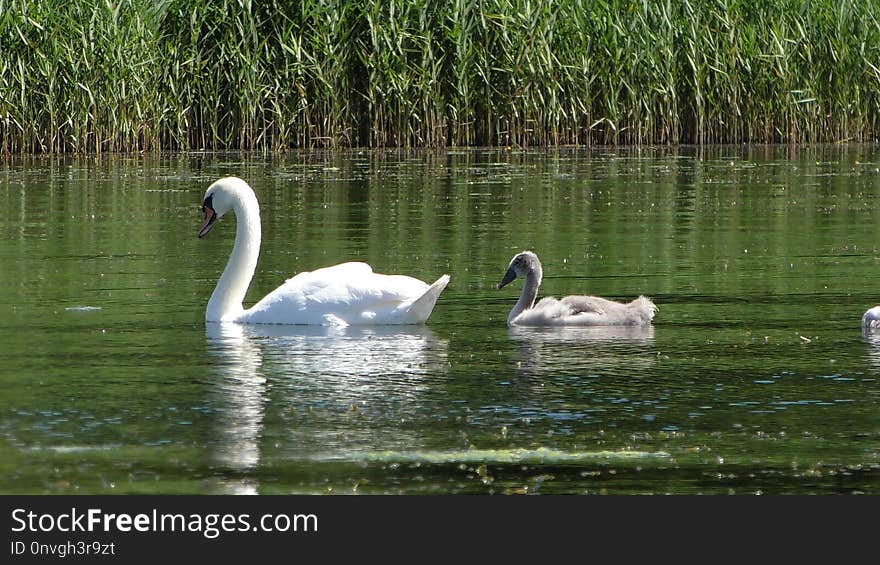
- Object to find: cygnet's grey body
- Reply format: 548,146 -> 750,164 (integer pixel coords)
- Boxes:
497,251 -> 657,327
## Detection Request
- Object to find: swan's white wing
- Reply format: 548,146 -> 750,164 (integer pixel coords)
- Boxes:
238,262 -> 441,325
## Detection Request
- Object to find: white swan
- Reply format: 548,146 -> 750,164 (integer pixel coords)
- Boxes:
497,251 -> 657,327
197,176 -> 450,325
862,306 -> 880,332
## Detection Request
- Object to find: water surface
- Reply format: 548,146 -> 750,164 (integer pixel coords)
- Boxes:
1,147 -> 879,494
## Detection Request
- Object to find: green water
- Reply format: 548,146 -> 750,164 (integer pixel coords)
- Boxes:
1,147 -> 879,494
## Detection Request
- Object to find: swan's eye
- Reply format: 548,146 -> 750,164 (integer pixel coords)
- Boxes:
202,194 -> 214,213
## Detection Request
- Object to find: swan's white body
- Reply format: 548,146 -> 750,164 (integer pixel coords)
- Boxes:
862,306 -> 880,332
198,176 -> 449,326
498,251 -> 657,327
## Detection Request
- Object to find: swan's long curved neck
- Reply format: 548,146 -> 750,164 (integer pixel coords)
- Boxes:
206,194 -> 261,322
508,272 -> 541,325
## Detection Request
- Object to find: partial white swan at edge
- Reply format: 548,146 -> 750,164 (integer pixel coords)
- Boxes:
862,305 -> 880,333
497,251 -> 657,327
198,176 -> 450,325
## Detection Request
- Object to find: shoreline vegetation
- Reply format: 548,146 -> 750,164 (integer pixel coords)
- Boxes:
2,0 -> 879,153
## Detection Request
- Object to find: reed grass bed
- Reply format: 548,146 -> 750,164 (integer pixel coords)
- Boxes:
2,0 -> 879,152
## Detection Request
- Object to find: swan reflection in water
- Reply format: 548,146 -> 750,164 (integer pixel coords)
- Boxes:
861,328 -> 880,368
204,323 -> 449,493
507,324 -> 656,376
204,323 -> 267,494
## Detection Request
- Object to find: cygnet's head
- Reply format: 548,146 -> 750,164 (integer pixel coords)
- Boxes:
198,176 -> 253,238
497,251 -> 543,289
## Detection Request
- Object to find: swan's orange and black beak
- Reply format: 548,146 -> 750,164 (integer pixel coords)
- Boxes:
498,266 -> 517,289
198,195 -> 217,238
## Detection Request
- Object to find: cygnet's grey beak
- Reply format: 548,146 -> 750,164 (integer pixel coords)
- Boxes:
498,267 -> 517,289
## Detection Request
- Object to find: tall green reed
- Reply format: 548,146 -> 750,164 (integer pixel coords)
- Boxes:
1,0 -> 878,152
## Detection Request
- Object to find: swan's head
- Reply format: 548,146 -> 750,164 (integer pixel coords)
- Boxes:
198,176 -> 253,238
498,251 -> 543,289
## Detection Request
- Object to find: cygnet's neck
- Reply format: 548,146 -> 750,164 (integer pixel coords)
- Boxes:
508,269 -> 542,326
206,191 -> 261,322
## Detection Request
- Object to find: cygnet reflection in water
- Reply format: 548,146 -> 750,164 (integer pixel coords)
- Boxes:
507,324 -> 656,376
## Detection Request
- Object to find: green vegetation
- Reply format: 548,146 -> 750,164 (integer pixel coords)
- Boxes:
2,0 -> 880,152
